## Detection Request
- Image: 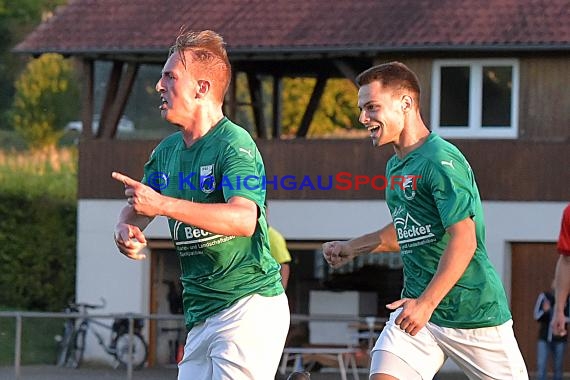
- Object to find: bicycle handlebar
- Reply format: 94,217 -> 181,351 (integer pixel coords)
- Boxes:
67,297 -> 107,311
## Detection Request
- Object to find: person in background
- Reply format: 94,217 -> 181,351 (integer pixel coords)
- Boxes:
534,280 -> 568,380
552,204 -> 570,338
112,29 -> 289,380
266,202 -> 292,289
269,226 -> 292,290
269,225 -> 292,289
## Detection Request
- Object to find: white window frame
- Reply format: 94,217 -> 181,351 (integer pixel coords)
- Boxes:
430,59 -> 519,139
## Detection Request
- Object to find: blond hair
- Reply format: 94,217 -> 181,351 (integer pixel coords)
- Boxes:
170,29 -> 232,103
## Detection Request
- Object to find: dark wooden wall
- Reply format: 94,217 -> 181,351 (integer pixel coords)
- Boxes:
79,138 -> 570,201
519,57 -> 570,141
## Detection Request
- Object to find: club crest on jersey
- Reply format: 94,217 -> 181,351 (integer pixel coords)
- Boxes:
200,164 -> 216,194
403,175 -> 417,200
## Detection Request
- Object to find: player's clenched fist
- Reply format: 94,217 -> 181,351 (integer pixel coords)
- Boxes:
322,241 -> 355,268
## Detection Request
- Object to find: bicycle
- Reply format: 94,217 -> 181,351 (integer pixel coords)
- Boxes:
55,299 -> 148,369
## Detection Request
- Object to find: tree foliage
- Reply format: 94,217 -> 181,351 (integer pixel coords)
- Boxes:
234,74 -> 361,138
0,0 -> 68,129
11,53 -> 80,150
0,0 -> 66,22
281,78 -> 360,137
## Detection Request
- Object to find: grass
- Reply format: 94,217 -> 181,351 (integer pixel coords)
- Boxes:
0,314 -> 62,365
0,147 -> 77,200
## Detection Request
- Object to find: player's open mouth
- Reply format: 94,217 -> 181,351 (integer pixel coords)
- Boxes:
368,126 -> 381,137
159,97 -> 168,110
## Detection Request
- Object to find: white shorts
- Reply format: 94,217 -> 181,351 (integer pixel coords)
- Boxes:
178,293 -> 290,380
370,308 -> 529,380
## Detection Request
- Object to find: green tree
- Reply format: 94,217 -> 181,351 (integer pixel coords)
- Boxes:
313,79 -> 361,136
10,53 -> 80,150
281,77 -> 360,137
0,0 -> 68,129
234,74 -> 360,138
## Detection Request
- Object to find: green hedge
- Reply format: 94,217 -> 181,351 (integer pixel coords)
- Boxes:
0,194 -> 76,311
0,148 -> 77,312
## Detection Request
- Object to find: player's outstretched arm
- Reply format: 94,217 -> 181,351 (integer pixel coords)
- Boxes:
111,171 -> 258,237
552,255 -> 570,336
322,223 -> 398,268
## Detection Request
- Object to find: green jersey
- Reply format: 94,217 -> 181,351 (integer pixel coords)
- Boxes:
142,117 -> 283,329
385,133 -> 511,328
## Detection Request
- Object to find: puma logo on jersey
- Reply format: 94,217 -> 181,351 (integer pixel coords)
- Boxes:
239,147 -> 253,158
441,159 -> 454,169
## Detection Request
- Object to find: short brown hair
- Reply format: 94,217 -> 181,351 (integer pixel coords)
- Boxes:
169,29 -> 232,103
356,61 -> 421,103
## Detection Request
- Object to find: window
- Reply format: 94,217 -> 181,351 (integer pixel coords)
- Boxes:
430,59 -> 519,138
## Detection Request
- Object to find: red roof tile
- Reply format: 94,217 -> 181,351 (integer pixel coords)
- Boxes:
14,0 -> 570,55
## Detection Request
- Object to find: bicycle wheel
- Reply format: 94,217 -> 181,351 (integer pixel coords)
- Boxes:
114,333 -> 148,369
55,320 -> 74,367
66,328 -> 86,368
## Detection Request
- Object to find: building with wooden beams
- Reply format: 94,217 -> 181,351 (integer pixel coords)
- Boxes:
15,0 -> 569,371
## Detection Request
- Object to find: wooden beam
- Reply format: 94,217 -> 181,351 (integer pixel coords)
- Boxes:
272,76 -> 282,138
333,59 -> 359,86
246,72 -> 267,139
80,59 -> 95,140
225,70 -> 238,120
296,75 -> 328,138
103,62 -> 139,138
97,61 -> 123,138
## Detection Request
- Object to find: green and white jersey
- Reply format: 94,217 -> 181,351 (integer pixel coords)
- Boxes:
385,133 -> 511,328
142,117 -> 283,329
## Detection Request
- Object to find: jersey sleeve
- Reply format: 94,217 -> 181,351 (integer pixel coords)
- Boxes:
220,141 -> 266,208
558,204 -> 570,256
427,158 -> 477,230
141,148 -> 161,192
